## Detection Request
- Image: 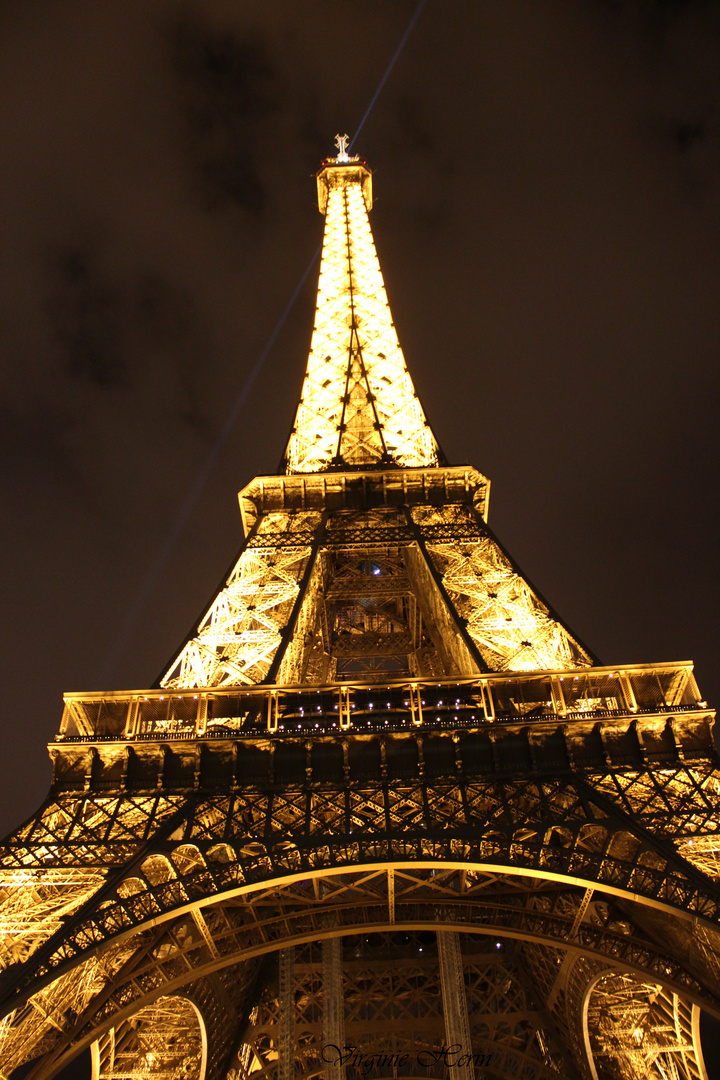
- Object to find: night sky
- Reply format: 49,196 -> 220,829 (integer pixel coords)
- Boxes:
1,0 -> 718,849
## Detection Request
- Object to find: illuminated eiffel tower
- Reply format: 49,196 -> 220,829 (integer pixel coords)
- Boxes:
2,139 -> 720,1080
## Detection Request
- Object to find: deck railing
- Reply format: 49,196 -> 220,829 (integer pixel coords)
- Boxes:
57,661 -> 706,742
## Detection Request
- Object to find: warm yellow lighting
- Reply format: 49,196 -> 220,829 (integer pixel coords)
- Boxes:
1,150 -> 715,1080
161,513 -> 319,689
285,161 -> 439,473
415,508 -> 593,671
160,158 -> 593,691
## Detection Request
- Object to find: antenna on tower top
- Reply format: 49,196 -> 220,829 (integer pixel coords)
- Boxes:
334,133 -> 350,161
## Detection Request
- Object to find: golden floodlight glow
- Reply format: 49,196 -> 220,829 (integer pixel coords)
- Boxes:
161,154 -> 592,690
284,158 -> 440,473
3,148 -> 716,1080
161,511 -> 320,689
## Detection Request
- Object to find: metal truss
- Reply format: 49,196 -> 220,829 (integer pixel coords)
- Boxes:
58,657 -> 704,742
520,946 -> 709,1080
239,933 -> 575,1080
156,132 -> 601,689
3,694 -> 719,1080
437,931 -> 474,1080
5,742 -> 720,985
409,505 -> 594,672
284,159 -> 440,474
2,150 -> 718,1080
321,938 -> 345,1080
4,745 -> 720,1069
584,973 -> 706,1080
159,501 -> 595,692
93,995 -> 206,1080
0,867 -> 104,969
277,948 -> 295,1080
161,513 -> 323,690
158,481 -> 600,692
2,864 -> 718,1080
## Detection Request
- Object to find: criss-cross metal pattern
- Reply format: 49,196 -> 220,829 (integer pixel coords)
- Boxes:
161,513 -> 322,690
160,498 -> 593,691
284,157 -> 439,474
1,151 -> 717,1080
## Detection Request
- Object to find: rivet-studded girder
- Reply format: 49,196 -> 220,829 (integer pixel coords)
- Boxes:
283,161 -> 441,474
1,152 -> 717,1080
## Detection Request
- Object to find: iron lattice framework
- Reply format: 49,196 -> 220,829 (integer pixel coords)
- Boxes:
1,147 -> 718,1080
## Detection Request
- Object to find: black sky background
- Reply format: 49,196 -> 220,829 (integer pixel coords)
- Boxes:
1,0 -> 718,849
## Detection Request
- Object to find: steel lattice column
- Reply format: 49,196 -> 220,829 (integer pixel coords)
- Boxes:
437,932 -> 474,1080
322,938 -> 346,1080
278,948 -> 295,1080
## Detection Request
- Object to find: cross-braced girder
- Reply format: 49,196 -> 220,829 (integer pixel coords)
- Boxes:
240,932 -> 577,1080
284,161 -> 440,474
409,505 -> 594,673
158,496 -> 597,693
161,514 -> 323,691
2,148 -> 717,1080
5,761 -> 720,1061
584,973 -> 706,1080
2,851 -> 718,1078
5,731 -> 720,1000
3,685 -> 718,1080
93,995 -> 206,1080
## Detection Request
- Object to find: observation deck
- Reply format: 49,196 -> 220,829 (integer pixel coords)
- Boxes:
51,661 -> 714,794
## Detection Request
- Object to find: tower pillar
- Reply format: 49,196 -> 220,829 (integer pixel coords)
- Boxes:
278,947 -> 295,1080
322,938 -> 346,1080
437,931 -> 474,1080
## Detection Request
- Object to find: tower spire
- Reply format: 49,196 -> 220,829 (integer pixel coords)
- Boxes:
283,145 -> 442,473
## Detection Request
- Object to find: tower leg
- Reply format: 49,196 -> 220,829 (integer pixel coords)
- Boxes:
437,931 -> 474,1080
322,938 -> 346,1080
278,947 -> 295,1080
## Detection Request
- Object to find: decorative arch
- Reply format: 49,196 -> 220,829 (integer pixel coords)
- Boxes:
8,865 -> 720,1080
8,773 -> 720,1019
581,969 -> 707,1080
91,995 -> 207,1080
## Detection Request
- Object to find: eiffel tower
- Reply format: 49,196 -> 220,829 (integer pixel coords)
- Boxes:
2,140 -> 719,1080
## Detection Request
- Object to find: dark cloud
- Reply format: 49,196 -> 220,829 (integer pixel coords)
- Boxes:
0,400 -> 83,501
673,119 -> 706,149
135,271 -> 197,349
168,15 -> 278,214
47,243 -> 129,388
596,0 -> 719,28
